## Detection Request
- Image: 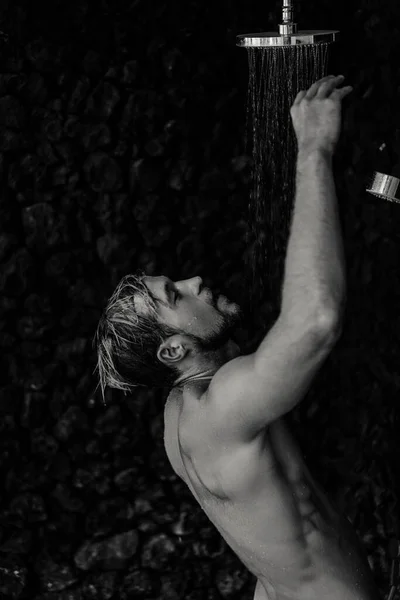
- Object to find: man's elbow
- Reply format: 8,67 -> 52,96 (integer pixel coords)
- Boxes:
282,297 -> 344,345
313,302 -> 344,345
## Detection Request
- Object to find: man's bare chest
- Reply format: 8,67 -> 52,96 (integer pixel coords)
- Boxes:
164,390 -> 276,495
163,393 -> 319,540
164,394 -> 331,582
163,394 -> 380,600
164,391 -> 305,497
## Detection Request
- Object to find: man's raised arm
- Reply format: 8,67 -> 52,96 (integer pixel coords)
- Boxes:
281,74 -> 352,329
204,75 -> 353,443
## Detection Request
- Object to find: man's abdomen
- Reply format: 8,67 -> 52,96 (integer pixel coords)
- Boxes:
262,418 -> 381,599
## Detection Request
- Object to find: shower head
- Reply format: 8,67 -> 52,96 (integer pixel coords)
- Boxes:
366,172 -> 400,205
236,30 -> 339,47
236,0 -> 339,47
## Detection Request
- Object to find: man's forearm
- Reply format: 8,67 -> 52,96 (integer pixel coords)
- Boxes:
280,148 -> 347,328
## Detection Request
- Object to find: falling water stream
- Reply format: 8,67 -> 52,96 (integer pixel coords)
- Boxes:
245,43 -> 331,311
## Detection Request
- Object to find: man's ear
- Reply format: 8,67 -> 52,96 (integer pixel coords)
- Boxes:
157,335 -> 189,366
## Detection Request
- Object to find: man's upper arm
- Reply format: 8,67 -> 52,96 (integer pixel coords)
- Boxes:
204,313 -> 340,443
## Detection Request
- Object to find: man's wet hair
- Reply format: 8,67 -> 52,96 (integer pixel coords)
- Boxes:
94,271 -> 186,401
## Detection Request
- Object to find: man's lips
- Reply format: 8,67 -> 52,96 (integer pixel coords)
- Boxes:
201,288 -> 227,308
201,288 -> 215,305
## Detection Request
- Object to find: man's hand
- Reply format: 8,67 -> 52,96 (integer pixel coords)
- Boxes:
290,75 -> 353,156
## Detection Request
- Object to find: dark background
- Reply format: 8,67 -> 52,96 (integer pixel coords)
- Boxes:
1,0 -> 400,598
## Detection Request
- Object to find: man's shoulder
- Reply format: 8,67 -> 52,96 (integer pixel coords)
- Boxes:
179,377 -> 266,461
167,382 -> 279,500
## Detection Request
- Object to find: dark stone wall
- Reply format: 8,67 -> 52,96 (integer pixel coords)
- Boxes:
0,0 -> 399,598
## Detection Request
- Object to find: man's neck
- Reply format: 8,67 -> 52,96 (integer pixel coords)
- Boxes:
173,339 -> 241,391
224,339 -> 241,361
172,368 -> 215,391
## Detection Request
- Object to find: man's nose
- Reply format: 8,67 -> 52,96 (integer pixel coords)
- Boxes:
176,276 -> 202,295
188,276 -> 203,295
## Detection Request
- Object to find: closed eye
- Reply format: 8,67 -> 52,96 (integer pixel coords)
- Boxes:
174,290 -> 181,304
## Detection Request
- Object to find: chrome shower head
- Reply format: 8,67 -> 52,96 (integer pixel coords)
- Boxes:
236,0 -> 339,47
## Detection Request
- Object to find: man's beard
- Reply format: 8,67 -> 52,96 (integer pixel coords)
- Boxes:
197,308 -> 242,352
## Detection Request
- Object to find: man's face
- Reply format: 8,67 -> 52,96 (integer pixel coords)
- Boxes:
139,275 -> 242,350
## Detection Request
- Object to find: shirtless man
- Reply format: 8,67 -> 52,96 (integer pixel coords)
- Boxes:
95,75 -> 381,599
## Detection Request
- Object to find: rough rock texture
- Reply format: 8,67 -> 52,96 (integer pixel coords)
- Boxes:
0,0 -> 399,598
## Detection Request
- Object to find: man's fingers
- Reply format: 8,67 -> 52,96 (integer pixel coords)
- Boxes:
292,78 -> 352,107
305,75 -> 336,100
331,86 -> 354,100
293,90 -> 307,105
316,76 -> 345,99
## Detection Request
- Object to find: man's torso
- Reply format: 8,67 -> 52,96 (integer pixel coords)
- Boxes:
163,385 -> 380,600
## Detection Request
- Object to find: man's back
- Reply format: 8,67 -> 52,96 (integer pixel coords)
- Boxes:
164,385 -> 380,600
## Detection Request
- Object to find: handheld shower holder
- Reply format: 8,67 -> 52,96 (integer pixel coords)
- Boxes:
366,172 -> 400,204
